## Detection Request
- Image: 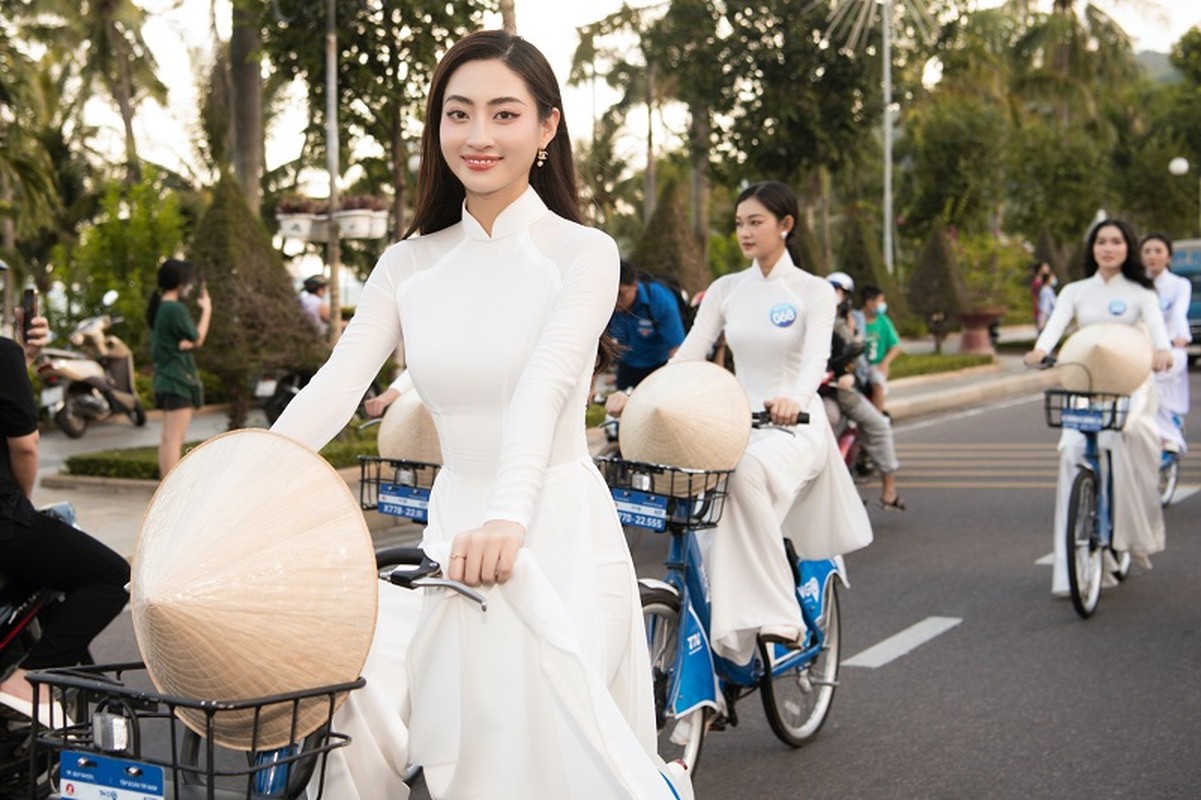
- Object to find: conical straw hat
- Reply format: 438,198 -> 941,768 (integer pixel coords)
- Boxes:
1057,322 -> 1152,394
377,390 -> 441,465
131,429 -> 377,751
620,361 -> 751,495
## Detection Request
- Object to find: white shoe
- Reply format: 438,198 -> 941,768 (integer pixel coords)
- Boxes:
0,690 -> 71,729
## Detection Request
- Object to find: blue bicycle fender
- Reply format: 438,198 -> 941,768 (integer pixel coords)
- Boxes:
670,601 -> 720,718
797,558 -> 841,624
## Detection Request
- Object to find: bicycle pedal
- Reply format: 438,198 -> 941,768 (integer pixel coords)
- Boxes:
708,714 -> 731,732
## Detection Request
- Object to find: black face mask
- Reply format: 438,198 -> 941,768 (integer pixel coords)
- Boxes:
837,299 -> 851,318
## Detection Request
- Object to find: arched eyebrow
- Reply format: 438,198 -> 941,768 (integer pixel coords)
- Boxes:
444,94 -> 528,107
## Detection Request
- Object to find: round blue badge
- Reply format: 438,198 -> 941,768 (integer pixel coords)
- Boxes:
1107,299 -> 1127,316
1160,297 -> 1173,312
770,303 -> 797,328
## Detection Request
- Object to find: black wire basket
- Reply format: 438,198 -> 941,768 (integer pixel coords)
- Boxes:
358,456 -> 441,523
1044,389 -> 1130,432
25,662 -> 363,800
595,457 -> 733,531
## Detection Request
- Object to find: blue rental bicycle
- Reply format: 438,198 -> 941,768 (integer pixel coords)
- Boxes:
1044,389 -> 1133,619
597,411 -> 844,773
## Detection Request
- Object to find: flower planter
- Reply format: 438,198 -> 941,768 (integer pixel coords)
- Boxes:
956,306 -> 1006,355
368,210 -> 388,239
276,214 -> 316,240
335,209 -> 375,239
307,215 -> 332,243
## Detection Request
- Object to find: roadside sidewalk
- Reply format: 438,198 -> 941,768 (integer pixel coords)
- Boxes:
33,325 -> 1051,561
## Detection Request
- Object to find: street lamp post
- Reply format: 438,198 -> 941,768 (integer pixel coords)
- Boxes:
1168,156 -> 1200,238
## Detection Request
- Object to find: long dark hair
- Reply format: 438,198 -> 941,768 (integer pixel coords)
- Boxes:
146,259 -> 194,329
405,30 -> 580,238
1141,231 -> 1173,256
735,181 -> 803,268
1083,219 -> 1153,290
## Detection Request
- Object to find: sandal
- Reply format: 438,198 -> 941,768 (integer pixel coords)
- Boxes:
876,495 -> 906,512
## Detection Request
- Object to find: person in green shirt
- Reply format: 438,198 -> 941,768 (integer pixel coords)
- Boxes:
147,259 -> 211,477
860,285 -> 901,411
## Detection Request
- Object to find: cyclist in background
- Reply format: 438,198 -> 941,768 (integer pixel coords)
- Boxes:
1024,219 -> 1172,597
1141,233 -> 1191,455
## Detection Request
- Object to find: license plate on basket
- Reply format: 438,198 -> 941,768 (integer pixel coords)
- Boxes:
379,482 -> 430,521
41,384 -> 64,409
1062,408 -> 1103,432
611,489 -> 668,531
59,750 -> 164,800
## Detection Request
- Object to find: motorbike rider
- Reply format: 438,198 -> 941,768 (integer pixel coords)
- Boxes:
826,272 -> 905,511
0,310 -> 129,723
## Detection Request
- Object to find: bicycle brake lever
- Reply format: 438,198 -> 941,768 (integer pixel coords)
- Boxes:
410,576 -> 489,610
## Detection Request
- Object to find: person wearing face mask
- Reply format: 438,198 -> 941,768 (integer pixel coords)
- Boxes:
1036,265 -> 1059,332
1141,232 -> 1191,455
1024,219 -> 1172,597
860,285 -> 901,411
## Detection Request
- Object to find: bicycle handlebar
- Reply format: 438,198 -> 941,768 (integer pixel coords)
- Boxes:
375,546 -> 488,610
752,409 -> 810,427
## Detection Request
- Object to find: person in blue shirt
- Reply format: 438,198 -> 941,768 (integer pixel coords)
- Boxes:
606,259 -> 687,391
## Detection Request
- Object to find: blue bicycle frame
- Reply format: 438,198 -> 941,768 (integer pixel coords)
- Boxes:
645,523 -> 844,722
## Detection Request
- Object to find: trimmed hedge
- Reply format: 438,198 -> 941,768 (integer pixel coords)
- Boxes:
64,425 -> 379,480
889,352 -> 993,379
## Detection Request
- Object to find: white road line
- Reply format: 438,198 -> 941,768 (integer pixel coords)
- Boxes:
842,616 -> 963,669
1035,553 -> 1054,565
1170,485 -> 1199,505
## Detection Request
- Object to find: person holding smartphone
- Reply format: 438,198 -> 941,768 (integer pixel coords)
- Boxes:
146,259 -> 211,478
0,302 -> 130,723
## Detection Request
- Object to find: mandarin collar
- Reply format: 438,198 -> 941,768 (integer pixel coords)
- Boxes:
751,249 -> 797,281
461,187 -> 549,241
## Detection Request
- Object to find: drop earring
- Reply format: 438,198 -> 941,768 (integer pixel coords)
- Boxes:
536,148 -> 548,168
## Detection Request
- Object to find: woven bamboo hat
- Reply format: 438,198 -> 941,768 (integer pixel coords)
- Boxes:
619,361 -> 751,494
377,390 -> 441,465
131,429 -> 377,751
1056,322 -> 1152,394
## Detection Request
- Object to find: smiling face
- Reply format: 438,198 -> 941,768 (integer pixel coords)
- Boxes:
1091,224 -> 1128,276
439,58 -> 559,220
1141,238 -> 1171,277
734,196 -> 792,269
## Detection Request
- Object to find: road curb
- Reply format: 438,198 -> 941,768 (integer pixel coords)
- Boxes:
888,370 -> 1060,421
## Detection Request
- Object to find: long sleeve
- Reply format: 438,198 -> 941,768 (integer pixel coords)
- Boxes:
1171,275 -> 1192,343
484,234 -> 620,529
1137,285 -> 1171,351
672,276 -> 730,363
791,280 -> 836,409
1034,281 -> 1082,353
272,248 -> 407,451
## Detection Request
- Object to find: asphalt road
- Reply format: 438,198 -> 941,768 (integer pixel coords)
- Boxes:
79,375 -> 1201,799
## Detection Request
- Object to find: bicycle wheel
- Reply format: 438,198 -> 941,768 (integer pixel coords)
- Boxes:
640,585 -> 707,774
1065,469 -> 1103,619
759,581 -> 841,747
1158,454 -> 1179,508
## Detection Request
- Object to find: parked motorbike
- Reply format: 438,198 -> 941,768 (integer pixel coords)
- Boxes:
35,304 -> 146,439
0,503 -> 83,799
256,370 -> 380,425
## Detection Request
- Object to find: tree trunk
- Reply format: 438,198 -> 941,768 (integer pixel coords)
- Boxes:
688,106 -> 710,288
391,108 -> 407,236
231,3 -> 264,214
644,60 -> 656,223
500,0 -> 517,33
112,50 -> 141,184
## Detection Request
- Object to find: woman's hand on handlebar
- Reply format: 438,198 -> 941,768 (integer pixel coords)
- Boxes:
448,519 -> 525,587
1023,348 -> 1048,368
763,396 -> 802,426
1151,348 -> 1173,373
604,390 -> 630,418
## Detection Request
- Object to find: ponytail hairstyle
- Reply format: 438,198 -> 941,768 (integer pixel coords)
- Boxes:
146,259 -> 195,329
1082,219 -> 1152,290
734,181 -> 802,267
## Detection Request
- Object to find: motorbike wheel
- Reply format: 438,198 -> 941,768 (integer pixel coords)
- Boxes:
129,400 -> 147,427
54,401 -> 88,439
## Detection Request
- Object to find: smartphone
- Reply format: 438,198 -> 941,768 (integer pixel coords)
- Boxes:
21,288 -> 38,342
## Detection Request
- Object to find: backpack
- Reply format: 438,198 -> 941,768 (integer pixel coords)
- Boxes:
639,271 -> 696,332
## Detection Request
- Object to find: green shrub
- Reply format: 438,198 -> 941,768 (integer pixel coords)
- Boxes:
64,424 -> 379,480
890,352 -> 993,379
